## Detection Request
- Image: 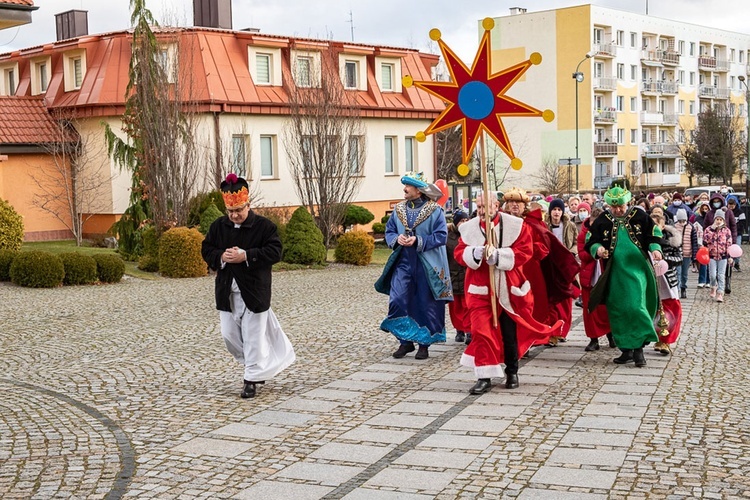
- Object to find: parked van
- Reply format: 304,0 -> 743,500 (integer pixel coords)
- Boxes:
682,185 -> 733,199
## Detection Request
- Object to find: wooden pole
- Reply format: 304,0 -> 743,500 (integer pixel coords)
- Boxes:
480,133 -> 498,328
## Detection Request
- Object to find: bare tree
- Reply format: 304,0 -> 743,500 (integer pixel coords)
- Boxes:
283,47 -> 367,247
29,116 -> 114,246
533,154 -> 568,194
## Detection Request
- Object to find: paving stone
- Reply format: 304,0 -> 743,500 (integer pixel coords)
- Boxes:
346,371 -> 402,382
302,388 -> 363,401
548,447 -> 628,466
342,488 -> 433,500
405,391 -> 466,403
530,466 -> 617,489
234,481 -> 333,500
386,402 -> 453,415
364,468 -> 459,492
246,410 -> 317,426
338,426 -> 415,444
561,431 -> 635,447
271,462 -> 365,486
393,450 -> 478,469
518,488 -> 606,499
309,443 -> 394,464
590,393 -> 652,406
440,416 -> 510,433
169,438 -> 254,458
210,423 -> 287,440
276,397 -> 341,412
417,434 -> 494,451
323,380 -> 383,391
581,403 -> 648,418
457,404 -> 524,418
365,414 -> 437,429
572,416 -> 642,432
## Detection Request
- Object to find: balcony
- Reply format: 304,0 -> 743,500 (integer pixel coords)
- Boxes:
641,50 -> 664,67
593,42 -> 617,57
593,76 -> 617,91
662,113 -> 679,125
642,143 -> 680,158
699,85 -> 730,99
715,59 -> 730,72
594,109 -> 617,123
594,141 -> 618,156
659,50 -> 680,66
641,80 -> 678,95
661,81 -> 679,94
641,111 -> 664,125
698,55 -> 717,70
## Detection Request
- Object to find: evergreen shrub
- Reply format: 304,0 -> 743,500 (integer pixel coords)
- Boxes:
9,251 -> 64,288
59,252 -> 98,285
137,225 -> 160,272
93,254 -> 126,283
381,214 -> 391,224
188,191 -> 226,227
343,205 -> 375,226
0,249 -> 18,281
334,230 -> 374,266
0,198 -> 24,252
158,227 -> 207,278
371,222 -> 386,234
199,203 -> 223,235
283,207 -> 327,265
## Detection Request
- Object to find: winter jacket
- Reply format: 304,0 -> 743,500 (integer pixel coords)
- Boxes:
702,193 -> 738,243
673,220 -> 698,259
547,214 -> 578,255
703,224 -> 733,260
659,225 -> 681,289
446,227 -> 465,294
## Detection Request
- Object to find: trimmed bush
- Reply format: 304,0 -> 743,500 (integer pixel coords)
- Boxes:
199,203 -> 223,235
381,214 -> 391,224
283,207 -> 327,265
371,222 -> 386,234
343,205 -> 375,226
188,191 -> 226,227
93,254 -> 126,283
335,230 -> 374,266
59,252 -> 98,286
0,198 -> 24,252
0,249 -> 18,281
9,251 -> 64,288
137,225 -> 160,272
158,227 -> 207,278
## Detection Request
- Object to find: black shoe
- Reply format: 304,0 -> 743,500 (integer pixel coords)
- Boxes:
455,331 -> 466,343
613,349 -> 633,364
633,348 -> 646,367
392,343 -> 415,359
504,373 -> 519,389
469,378 -> 492,394
414,346 -> 429,360
574,297 -> 583,308
585,338 -> 600,352
606,333 -> 616,348
241,381 -> 257,399
464,333 -> 472,345
680,288 -> 687,299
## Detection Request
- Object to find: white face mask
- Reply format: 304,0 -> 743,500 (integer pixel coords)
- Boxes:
578,211 -> 589,220
673,200 -> 682,206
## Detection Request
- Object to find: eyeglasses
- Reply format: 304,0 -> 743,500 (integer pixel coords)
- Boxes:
227,204 -> 249,215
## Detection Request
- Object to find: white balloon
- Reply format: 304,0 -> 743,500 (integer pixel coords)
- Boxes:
728,244 -> 743,258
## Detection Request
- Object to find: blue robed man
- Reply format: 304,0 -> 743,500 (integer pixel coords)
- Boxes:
375,172 -> 453,360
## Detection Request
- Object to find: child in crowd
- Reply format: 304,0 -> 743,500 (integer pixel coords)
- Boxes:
703,209 -> 733,303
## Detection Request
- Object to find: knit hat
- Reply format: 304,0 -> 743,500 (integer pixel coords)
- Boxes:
647,193 -> 655,200
548,198 -> 565,214
577,202 -> 591,213
452,210 -> 469,225
675,208 -> 688,221
715,209 -> 726,220
672,192 -> 683,201
220,173 -> 250,209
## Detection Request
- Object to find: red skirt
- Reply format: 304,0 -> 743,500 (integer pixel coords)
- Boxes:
448,294 -> 471,332
657,298 -> 682,344
581,288 -> 611,339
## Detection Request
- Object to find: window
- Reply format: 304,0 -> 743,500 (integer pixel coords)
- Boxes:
631,160 -> 639,175
642,129 -> 649,142
731,76 -> 735,90
404,137 -> 416,173
384,136 -> 395,174
690,42 -> 695,56
679,130 -> 686,143
344,60 -> 357,89
617,160 -> 625,176
30,58 -> 51,95
689,100 -> 695,115
256,53 -> 271,84
72,57 -> 83,88
679,100 -> 685,114
39,63 -> 48,92
381,63 -> 394,91
4,68 -> 15,95
689,72 -> 695,86
617,63 -> 624,80
630,32 -> 637,48
678,159 -> 686,173
231,135 -> 248,177
741,51 -> 745,63
617,128 -> 624,144
630,65 -> 637,81
348,136 -> 362,174
296,56 -> 312,87
730,48 -> 735,62
616,96 -> 624,111
678,40 -> 685,55
630,129 -> 637,144
630,97 -> 636,112
616,30 -> 624,46
678,70 -> 684,85
63,50 -> 86,91
260,135 -> 275,177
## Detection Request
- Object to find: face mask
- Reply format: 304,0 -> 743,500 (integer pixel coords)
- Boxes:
578,211 -> 589,220
713,202 -> 722,209
673,200 -> 682,206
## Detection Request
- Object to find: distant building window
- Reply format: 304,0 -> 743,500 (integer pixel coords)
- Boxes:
630,65 -> 637,81
39,63 -> 48,92
6,68 -> 15,95
260,135 -> 275,177
689,72 -> 695,86
617,128 -> 624,144
381,63 -> 394,91
630,32 -> 637,48
296,56 -> 312,87
678,40 -> 685,55
344,61 -> 357,89
679,100 -> 685,114
231,135 -> 248,177
72,57 -> 83,88
689,100 -> 695,115
616,30 -> 624,46
617,63 -> 624,80
405,137 -> 416,173
690,42 -> 695,56
256,53 -> 271,84
301,135 -> 314,174
617,160 -> 624,176
630,129 -> 637,144
630,97 -> 636,112
348,136 -> 362,174
384,136 -> 395,173
616,96 -> 624,112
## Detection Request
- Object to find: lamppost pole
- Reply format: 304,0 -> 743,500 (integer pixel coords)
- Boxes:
572,51 -> 596,193
739,75 -> 750,199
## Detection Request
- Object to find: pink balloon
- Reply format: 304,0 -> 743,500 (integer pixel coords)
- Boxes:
653,259 -> 668,277
435,179 -> 449,206
728,244 -> 743,258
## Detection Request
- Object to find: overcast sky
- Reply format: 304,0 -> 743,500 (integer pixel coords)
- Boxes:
1,0 -> 748,61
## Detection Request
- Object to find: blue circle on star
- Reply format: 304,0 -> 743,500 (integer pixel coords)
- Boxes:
458,81 -> 494,120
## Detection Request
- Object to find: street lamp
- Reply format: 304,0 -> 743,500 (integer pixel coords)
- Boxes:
739,75 -> 750,200
572,50 -> 596,192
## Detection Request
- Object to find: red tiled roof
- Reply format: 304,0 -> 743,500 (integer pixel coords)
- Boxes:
0,0 -> 35,6
0,96 -> 73,144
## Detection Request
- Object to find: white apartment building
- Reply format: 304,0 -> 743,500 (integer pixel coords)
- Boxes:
488,4 -> 750,192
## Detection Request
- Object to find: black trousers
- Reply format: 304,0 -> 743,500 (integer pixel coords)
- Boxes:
500,310 -> 519,375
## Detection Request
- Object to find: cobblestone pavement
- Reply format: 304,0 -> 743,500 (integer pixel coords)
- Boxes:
1,263 -> 749,499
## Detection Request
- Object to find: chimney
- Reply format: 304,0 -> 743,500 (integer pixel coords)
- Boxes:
509,7 -> 527,15
55,10 -> 89,41
194,0 -> 232,30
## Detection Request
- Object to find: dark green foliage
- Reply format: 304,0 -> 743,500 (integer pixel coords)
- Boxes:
335,230 -> 374,266
137,225 -> 160,271
158,227 -> 207,278
199,203 -> 223,235
0,249 -> 18,281
283,207 -> 327,265
188,191 -> 226,227
610,178 -> 630,190
343,205 -> 375,226
381,214 -> 391,224
59,253 -> 98,286
0,198 -> 24,252
371,222 -> 386,234
93,254 -> 125,283
9,251 -> 64,288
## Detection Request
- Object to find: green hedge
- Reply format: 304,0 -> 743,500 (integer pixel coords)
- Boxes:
158,227 -> 207,278
10,251 -> 64,288
283,207 -> 326,265
335,230 -> 375,266
0,249 -> 18,281
60,252 -> 98,285
0,198 -> 24,252
93,254 -> 125,283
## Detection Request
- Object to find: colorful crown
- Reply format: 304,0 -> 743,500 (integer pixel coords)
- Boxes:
604,186 -> 632,206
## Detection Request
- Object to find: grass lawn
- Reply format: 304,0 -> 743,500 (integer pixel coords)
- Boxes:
326,246 -> 391,266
